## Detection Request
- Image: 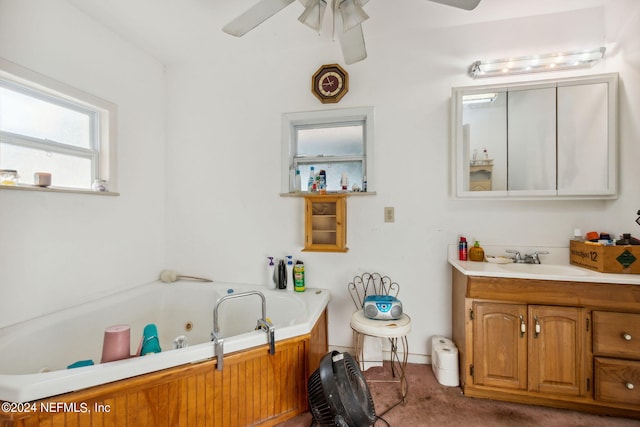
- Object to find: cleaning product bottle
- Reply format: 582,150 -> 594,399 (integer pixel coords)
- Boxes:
286,256 -> 294,291
469,241 -> 485,262
267,257 -> 276,289
294,169 -> 301,192
319,170 -> 327,194
340,173 -> 349,191
458,237 -> 468,261
307,166 -> 315,192
293,260 -> 305,292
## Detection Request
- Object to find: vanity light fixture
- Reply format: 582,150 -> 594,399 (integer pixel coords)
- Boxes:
468,47 -> 606,79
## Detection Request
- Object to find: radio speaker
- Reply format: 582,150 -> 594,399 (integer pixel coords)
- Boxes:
363,295 -> 403,320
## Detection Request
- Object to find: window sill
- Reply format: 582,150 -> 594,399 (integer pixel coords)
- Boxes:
280,191 -> 376,197
0,184 -> 119,196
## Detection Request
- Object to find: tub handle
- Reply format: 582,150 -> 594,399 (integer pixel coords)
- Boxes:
257,318 -> 276,355
211,331 -> 225,371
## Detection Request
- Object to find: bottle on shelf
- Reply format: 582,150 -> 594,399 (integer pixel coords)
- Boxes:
319,169 -> 326,194
293,169 -> 301,192
307,166 -> 316,192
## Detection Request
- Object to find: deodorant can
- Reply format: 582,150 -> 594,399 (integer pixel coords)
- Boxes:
458,236 -> 468,261
293,261 -> 305,292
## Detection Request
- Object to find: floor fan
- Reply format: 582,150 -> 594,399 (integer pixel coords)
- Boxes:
308,351 -> 377,426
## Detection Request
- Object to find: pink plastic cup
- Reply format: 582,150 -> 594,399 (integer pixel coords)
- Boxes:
101,325 -> 131,363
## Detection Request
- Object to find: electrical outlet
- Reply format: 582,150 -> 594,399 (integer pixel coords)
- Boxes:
384,207 -> 395,223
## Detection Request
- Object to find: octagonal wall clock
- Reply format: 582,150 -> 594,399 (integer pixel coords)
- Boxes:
311,64 -> 349,104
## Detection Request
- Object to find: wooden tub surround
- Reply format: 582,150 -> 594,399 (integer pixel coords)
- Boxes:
0,310 -> 328,427
452,268 -> 640,419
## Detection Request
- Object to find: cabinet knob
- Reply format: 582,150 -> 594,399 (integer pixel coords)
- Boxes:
626,382 -> 634,390
623,333 -> 632,341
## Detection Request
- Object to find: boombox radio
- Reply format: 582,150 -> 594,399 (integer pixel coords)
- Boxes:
363,295 -> 403,320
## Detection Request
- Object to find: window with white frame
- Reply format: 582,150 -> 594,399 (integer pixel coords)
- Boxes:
0,58 -> 116,191
281,107 -> 374,193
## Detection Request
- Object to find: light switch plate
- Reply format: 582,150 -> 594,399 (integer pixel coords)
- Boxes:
384,207 -> 395,223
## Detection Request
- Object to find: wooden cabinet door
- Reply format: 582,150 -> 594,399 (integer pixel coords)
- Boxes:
528,305 -> 586,396
473,302 -> 527,390
303,195 -> 347,252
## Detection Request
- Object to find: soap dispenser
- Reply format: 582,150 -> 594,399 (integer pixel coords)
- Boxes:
266,257 -> 276,289
469,241 -> 485,262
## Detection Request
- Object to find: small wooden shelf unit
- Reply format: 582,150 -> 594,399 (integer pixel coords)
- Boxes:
303,194 -> 347,252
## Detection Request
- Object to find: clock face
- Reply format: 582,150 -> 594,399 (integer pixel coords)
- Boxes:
311,64 -> 349,103
318,71 -> 343,97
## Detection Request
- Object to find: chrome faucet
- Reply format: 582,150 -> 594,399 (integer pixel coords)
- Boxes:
505,250 -> 549,264
211,290 -> 275,371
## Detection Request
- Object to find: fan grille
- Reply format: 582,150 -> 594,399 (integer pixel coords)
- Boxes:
308,351 -> 376,427
308,367 -> 335,425
344,355 -> 376,421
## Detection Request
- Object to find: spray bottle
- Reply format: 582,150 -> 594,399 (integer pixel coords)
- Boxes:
286,256 -> 294,291
458,237 -> 468,261
294,260 -> 305,292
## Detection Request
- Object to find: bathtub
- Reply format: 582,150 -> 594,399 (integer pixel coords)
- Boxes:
0,280 -> 330,403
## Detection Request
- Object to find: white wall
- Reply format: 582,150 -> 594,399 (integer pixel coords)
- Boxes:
0,0 -> 167,327
1,0 -> 639,365
165,4 -> 640,362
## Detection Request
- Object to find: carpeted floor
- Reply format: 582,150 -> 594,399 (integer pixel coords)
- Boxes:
277,363 -> 639,427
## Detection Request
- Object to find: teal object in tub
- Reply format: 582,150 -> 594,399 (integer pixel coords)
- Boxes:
140,324 -> 162,356
67,360 -> 94,369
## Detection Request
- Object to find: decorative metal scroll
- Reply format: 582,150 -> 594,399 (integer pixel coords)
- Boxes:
347,272 -> 400,309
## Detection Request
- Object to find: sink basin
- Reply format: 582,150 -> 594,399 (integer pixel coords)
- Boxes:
498,263 -> 591,276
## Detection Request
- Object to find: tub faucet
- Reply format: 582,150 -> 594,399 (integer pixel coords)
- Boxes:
211,290 -> 275,371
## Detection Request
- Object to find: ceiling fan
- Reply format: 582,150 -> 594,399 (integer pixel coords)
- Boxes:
222,0 -> 481,65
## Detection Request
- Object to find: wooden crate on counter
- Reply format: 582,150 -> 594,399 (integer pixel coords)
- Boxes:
570,240 -> 640,274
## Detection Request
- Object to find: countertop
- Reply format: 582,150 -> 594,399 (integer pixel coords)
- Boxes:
448,244 -> 640,286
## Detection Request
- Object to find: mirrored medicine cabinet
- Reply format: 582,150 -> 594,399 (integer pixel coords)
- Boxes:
451,73 -> 618,199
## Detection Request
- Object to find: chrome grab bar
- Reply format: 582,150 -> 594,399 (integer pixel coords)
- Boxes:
211,290 -> 275,371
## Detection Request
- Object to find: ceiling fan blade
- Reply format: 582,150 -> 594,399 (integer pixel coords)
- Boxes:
338,0 -> 369,33
427,0 -> 481,11
223,0 -> 296,36
298,0 -> 327,32
333,13 -> 367,65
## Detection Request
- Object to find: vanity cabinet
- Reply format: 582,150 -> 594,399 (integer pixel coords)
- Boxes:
593,311 -> 640,406
303,194 -> 347,252
473,303 -> 585,397
469,161 -> 493,191
452,269 -> 640,418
